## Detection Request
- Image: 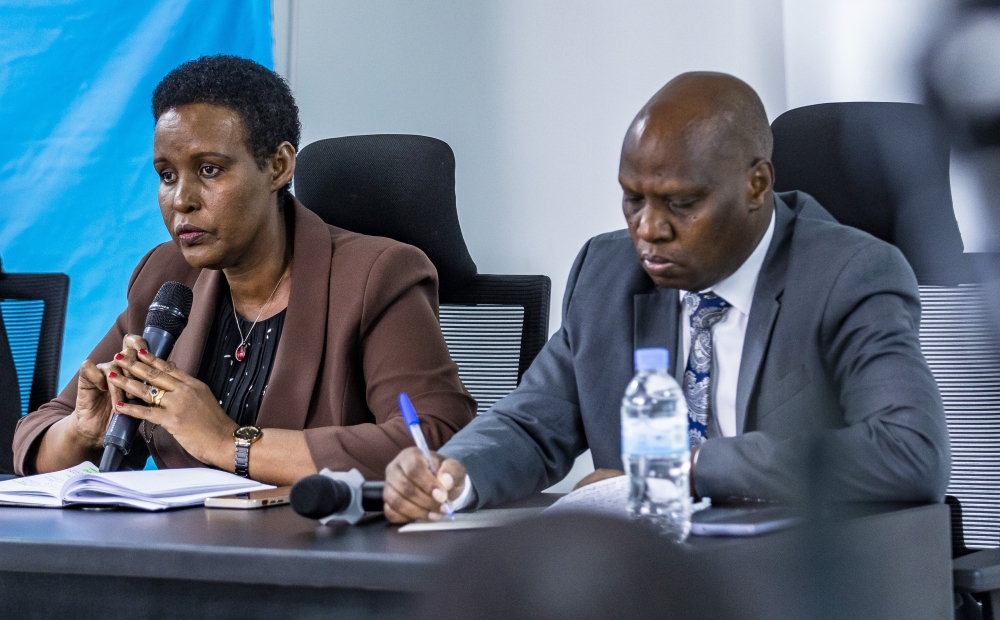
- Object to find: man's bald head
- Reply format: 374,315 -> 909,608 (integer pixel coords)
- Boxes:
626,72 -> 772,169
619,72 -> 776,292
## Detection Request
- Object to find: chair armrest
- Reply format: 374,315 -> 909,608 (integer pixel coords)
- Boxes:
955,548 -> 1000,592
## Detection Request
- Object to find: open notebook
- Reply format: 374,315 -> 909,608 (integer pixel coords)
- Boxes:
0,462 -> 273,511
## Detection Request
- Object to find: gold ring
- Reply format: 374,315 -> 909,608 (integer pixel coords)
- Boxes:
150,388 -> 167,407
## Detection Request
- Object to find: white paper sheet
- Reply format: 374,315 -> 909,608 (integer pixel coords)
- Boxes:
544,477 -> 711,518
0,462 -> 100,507
398,507 -> 543,533
543,475 -> 630,517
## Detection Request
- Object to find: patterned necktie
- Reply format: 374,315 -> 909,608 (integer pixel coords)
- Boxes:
683,292 -> 731,447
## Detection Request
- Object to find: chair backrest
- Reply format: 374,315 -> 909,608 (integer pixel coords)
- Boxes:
772,102 -> 968,285
294,135 -> 551,413
0,271 -> 69,474
773,102 -> 1000,549
294,134 -> 478,294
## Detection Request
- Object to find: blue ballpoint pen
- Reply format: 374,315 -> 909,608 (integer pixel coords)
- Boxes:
398,392 -> 455,519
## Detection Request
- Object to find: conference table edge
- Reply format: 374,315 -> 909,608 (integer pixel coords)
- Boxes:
0,537 -> 433,592
954,547 -> 1000,593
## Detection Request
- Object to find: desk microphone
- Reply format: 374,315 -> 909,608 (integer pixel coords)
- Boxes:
291,472 -> 384,523
99,281 -> 193,473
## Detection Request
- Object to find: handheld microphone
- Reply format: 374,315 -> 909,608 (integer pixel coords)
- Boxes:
99,281 -> 193,472
291,471 -> 385,524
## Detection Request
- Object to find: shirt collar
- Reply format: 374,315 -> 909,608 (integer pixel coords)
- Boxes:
679,208 -> 776,317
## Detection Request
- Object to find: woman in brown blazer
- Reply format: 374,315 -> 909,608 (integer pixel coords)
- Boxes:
12,56 -> 476,485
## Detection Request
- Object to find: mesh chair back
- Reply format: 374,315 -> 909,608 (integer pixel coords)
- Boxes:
0,306 -> 19,475
0,272 -> 69,474
294,134 -> 552,411
772,102 -> 1000,551
440,275 -> 550,414
920,285 -> 1000,549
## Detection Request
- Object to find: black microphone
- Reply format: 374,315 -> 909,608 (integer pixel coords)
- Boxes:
291,474 -> 385,520
99,281 -> 193,472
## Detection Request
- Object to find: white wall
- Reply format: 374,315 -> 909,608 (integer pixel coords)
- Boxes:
782,0 -> 947,109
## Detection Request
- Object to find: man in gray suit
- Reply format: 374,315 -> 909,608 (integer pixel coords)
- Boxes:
383,72 -> 950,522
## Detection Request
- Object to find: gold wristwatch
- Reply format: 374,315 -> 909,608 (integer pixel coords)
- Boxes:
234,426 -> 263,478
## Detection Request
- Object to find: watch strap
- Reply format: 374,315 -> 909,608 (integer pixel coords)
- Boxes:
235,439 -> 251,478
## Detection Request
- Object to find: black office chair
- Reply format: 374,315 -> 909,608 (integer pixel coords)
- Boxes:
772,101 -> 1000,618
294,134 -> 551,413
0,258 -> 69,474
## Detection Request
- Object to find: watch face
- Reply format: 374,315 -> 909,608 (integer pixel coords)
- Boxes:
234,426 -> 263,442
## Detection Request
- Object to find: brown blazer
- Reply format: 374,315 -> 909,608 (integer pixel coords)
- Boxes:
13,200 -> 476,478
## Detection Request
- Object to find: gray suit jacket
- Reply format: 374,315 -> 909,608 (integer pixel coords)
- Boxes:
441,191 -> 951,507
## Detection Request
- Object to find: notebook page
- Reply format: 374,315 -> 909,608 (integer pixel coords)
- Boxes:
63,482 -> 270,510
0,462 -> 99,507
64,467 -> 275,498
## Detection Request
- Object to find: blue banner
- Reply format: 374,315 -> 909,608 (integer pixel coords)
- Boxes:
0,0 -> 273,389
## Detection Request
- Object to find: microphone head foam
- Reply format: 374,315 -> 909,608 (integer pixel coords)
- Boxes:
291,475 -> 352,519
145,281 -> 193,338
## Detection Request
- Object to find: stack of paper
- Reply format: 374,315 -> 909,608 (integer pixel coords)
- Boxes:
543,475 -> 631,517
0,462 -> 273,511
543,476 -> 711,519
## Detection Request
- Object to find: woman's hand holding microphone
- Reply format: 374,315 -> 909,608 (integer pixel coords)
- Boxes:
101,334 -> 239,469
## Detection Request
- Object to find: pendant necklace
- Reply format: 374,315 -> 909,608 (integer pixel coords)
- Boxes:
231,271 -> 286,362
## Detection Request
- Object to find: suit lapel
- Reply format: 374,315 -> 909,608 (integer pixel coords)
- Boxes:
735,197 -> 795,433
255,200 -> 332,430
633,287 -> 679,375
170,269 -> 221,376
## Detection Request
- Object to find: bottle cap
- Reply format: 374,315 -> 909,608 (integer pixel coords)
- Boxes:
634,347 -> 669,372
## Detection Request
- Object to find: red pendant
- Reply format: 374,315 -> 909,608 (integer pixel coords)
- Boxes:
235,344 -> 247,361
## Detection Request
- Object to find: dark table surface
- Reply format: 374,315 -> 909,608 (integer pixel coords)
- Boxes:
0,495 -> 954,619
0,494 -> 563,592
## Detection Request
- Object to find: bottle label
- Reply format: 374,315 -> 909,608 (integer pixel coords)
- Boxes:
621,416 -> 689,455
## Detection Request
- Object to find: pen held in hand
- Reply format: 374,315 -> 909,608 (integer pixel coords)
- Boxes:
398,392 -> 455,519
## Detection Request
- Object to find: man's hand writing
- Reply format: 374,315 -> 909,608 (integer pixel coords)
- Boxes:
384,447 -> 466,523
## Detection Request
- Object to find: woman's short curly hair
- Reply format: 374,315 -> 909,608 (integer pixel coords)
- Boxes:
152,55 -> 301,177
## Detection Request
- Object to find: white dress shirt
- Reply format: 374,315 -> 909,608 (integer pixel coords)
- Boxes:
680,210 -> 774,437
450,210 -> 775,511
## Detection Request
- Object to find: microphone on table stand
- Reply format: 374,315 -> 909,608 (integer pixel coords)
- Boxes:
291,470 -> 385,524
99,281 -> 193,473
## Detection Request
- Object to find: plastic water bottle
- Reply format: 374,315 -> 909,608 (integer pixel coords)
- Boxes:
621,347 -> 691,541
